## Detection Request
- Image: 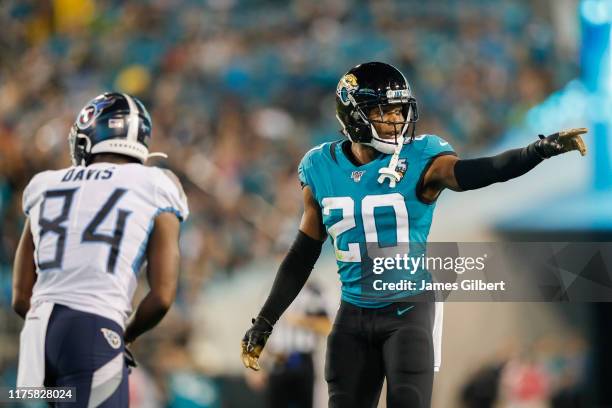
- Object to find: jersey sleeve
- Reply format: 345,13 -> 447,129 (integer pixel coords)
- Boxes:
22,172 -> 46,217
297,155 -> 311,189
422,134 -> 456,160
297,144 -> 324,196
414,135 -> 457,203
154,168 -> 189,222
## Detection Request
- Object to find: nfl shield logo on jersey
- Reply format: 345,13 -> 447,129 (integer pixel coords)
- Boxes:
101,328 -> 122,350
351,170 -> 366,182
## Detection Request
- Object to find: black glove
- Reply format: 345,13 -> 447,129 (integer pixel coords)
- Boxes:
241,316 -> 273,371
533,128 -> 587,158
124,346 -> 137,374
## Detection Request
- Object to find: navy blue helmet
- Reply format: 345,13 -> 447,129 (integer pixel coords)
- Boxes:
69,93 -> 165,166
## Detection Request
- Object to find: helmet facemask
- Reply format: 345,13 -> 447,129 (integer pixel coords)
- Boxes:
68,126 -> 93,166
356,90 -> 418,154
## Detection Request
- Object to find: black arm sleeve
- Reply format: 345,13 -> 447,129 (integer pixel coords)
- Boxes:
453,143 -> 543,191
258,230 -> 324,325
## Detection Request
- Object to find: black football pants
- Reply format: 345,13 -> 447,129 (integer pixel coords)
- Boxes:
325,296 -> 435,408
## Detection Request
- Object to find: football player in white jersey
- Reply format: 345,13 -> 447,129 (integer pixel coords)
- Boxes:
12,93 -> 189,407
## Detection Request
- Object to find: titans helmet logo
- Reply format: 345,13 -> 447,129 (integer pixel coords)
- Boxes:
76,96 -> 116,130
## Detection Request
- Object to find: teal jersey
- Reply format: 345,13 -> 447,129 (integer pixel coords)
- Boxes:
298,135 -> 455,308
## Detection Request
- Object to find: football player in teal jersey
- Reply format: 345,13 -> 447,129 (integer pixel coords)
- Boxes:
241,62 -> 587,408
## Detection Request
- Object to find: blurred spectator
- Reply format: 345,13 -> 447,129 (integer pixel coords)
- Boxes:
461,334 -> 589,408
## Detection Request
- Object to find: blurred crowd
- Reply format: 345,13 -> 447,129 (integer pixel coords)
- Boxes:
461,334 -> 589,408
0,0 -> 579,406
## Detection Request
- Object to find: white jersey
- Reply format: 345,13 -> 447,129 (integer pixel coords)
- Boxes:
22,162 -> 189,328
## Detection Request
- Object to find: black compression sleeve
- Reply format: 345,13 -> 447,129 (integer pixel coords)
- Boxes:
258,230 -> 323,325
453,143 -> 543,191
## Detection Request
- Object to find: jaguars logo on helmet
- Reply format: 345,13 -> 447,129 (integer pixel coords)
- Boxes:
337,73 -> 359,106
335,62 -> 418,155
68,92 -> 167,166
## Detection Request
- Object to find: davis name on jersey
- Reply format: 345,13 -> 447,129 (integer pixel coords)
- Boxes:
22,163 -> 189,328
298,134 -> 455,308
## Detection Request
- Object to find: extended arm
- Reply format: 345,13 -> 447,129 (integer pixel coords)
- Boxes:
420,128 -> 588,201
124,212 -> 181,343
241,186 -> 326,370
12,219 -> 37,319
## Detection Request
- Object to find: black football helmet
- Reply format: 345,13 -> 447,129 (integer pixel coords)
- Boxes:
68,92 -> 165,166
336,62 -> 418,154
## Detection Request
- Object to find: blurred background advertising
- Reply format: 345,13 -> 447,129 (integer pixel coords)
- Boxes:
1,0 -> 611,407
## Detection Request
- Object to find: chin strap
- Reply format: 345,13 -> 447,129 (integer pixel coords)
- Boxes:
146,152 -> 169,160
377,134 -> 405,188
376,107 -> 413,188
